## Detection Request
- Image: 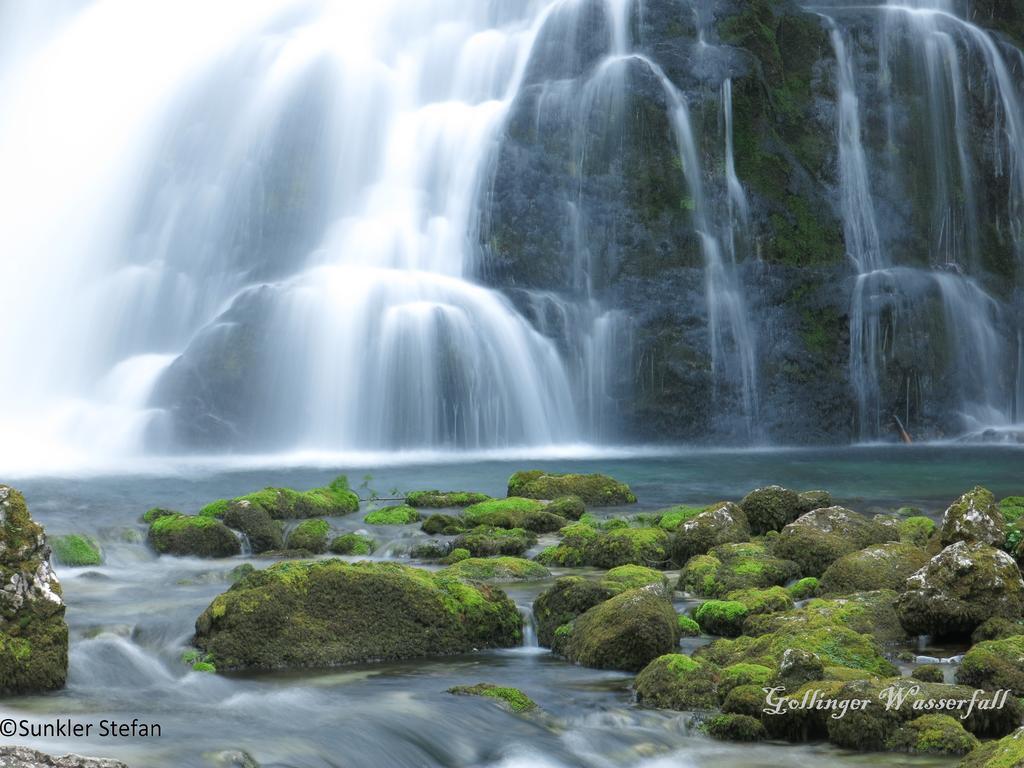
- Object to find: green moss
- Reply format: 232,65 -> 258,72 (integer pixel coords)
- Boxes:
462,497 -> 564,533
634,653 -> 720,710
405,490 -> 491,508
726,586 -> 794,614
678,542 -> 800,597
364,505 -> 420,525
285,519 -> 330,554
453,526 -> 536,558
911,664 -> 945,683
956,635 -> 1024,696
694,600 -> 749,637
199,475 -> 359,521
657,505 -> 705,532
143,507 -> 180,523
328,533 -> 376,556
443,557 -> 550,583
819,543 -> 929,595
50,534 -> 102,567
198,499 -> 230,519
720,662 -> 773,692
448,683 -> 536,712
223,501 -> 283,554
420,514 -> 467,535
464,497 -> 543,519
704,713 -> 766,742
442,548 -> 471,564
677,615 -> 701,637
959,727 -> 1024,768
181,649 -> 217,673
507,470 -> 636,506
739,486 -> 802,535
533,577 -> 614,647
899,516 -> 937,547
998,496 -> 1024,525
546,495 -> 585,520
148,514 -> 240,558
788,577 -> 820,600
601,565 -> 666,593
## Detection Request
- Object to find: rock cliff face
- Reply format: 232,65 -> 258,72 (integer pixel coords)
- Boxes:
0,485 -> 68,695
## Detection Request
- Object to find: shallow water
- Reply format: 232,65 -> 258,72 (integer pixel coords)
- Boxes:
4,446 -> 1018,767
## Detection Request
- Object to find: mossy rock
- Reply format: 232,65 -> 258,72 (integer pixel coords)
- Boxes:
705,713 -> 766,742
285,519 -> 330,554
148,514 -> 241,558
50,534 -> 102,567
409,540 -> 452,560
899,516 -> 937,547
556,587 -> 678,672
819,542 -> 930,595
694,600 -> 749,637
0,485 -> 68,696
722,684 -> 766,717
719,662 -> 774,694
143,507 -> 179,524
546,495 -> 585,521
677,615 -> 701,637
959,727 -> 1024,767
670,502 -> 751,564
539,525 -> 670,569
941,487 -> 1007,548
796,490 -> 833,514
532,576 -> 614,647
328,533 -> 376,556
453,526 -> 536,558
956,635 -> 1024,696
886,714 -> 980,755
971,616 -> 1024,643
442,548 -> 470,565
405,491 -> 490,508
364,505 -> 420,526
634,653 -> 720,710
656,505 -> 707,532
443,557 -> 550,583
193,560 -> 523,670
771,506 -> 898,576
420,514 -> 467,536
507,470 -> 636,506
199,475 -> 359,520
601,565 -> 667,594
463,497 -> 565,533
745,590 -> 907,645
448,683 -> 536,713
223,501 -> 283,554
677,542 -> 800,597
997,496 -> 1024,525
911,664 -> 946,683
726,586 -> 794,615
896,541 -> 1024,638
739,486 -> 802,535
788,577 -> 820,600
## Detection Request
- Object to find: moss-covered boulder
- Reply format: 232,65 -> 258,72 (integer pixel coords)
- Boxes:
971,616 -> 1024,643
420,514 -> 467,535
745,590 -> 907,644
655,505 -> 707,532
677,542 -> 800,597
442,548 -> 470,564
899,516 -> 937,547
796,490 -> 833,514
453,526 -> 536,557
819,542 -> 930,594
50,534 -> 102,567
739,485 -> 802,535
537,524 -> 670,569
728,586 -> 795,614
722,684 -> 766,717
956,635 -> 1024,696
634,653 -> 720,710
601,565 -> 667,594
940,487 -> 1006,548
693,600 -> 749,637
364,505 -> 420,525
771,506 -> 897,576
222,501 -> 283,554
200,475 -> 359,519
327,533 -> 375,555
705,713 -> 766,742
0,486 -> 68,696
670,502 -> 751,564
911,664 -> 946,683
507,470 -> 636,506
443,557 -> 550,583
788,577 -> 820,600
285,519 -> 330,554
959,727 -> 1024,767
677,615 -> 701,637
546,495 -> 585,520
462,497 -> 565,533
896,541 -> 1024,638
447,682 -> 536,712
193,560 -> 522,670
405,490 -> 490,508
532,576 -> 614,647
555,587 -> 678,671
148,514 -> 240,558
886,714 -> 980,755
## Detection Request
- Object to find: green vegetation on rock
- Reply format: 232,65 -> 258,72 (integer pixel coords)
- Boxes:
693,600 -> 749,637
899,516 -> 937,547
364,505 -> 420,525
148,514 -> 241,558
50,534 -> 102,567
634,653 -> 720,710
677,542 -> 800,597
600,565 -> 667,594
463,497 -> 564,533
532,577 -> 614,647
507,470 -> 636,506
705,713 -> 766,742
223,501 -> 283,554
443,557 -> 550,583
956,635 -> 1024,696
448,682 -> 536,712
959,727 -> 1024,767
328,533 -> 376,556
405,490 -> 490,508
285,519 -> 330,553
453,526 -> 536,557
819,542 -> 929,594
199,475 -> 359,520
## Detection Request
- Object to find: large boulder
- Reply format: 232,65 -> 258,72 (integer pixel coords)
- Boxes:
744,590 -> 907,644
739,486 -> 802,534
507,470 -> 636,505
553,586 -> 678,671
940,486 -> 1006,547
819,542 -> 930,594
532,576 -> 614,647
147,514 -> 241,558
896,542 -> 1024,638
770,506 -> 897,576
955,635 -> 1024,696
537,523 -> 670,569
0,486 -> 68,695
634,653 -> 721,710
670,502 -> 751,564
193,560 -> 522,670
677,542 -> 800,597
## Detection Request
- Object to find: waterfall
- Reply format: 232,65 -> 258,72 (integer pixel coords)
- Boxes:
0,0 -> 632,460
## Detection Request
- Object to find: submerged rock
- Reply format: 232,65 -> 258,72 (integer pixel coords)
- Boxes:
0,486 -> 68,696
532,576 -> 614,647
507,470 -> 636,506
895,541 -> 1024,638
940,487 -> 1006,547
147,514 -> 241,558
0,747 -> 128,768
193,560 -> 522,670
447,682 -> 537,712
554,586 -> 678,671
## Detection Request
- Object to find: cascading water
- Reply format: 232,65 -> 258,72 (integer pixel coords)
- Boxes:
0,0 -> 640,461
815,0 -> 1024,439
